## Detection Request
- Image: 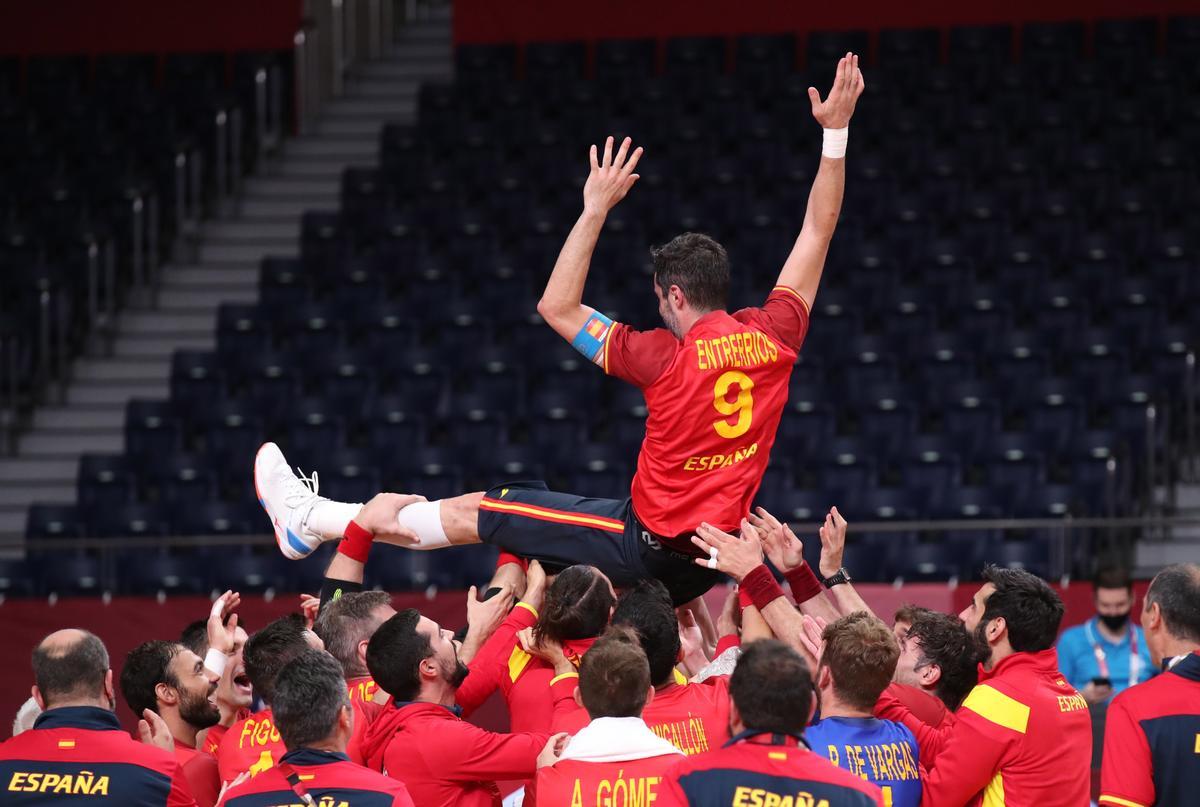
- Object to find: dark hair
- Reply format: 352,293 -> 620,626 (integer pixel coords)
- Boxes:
980,565 -> 1064,653
1094,567 -> 1133,593
119,641 -> 185,719
906,611 -> 978,711
578,627 -> 651,719
893,604 -> 936,627
244,614 -> 310,705
611,579 -> 680,686
314,591 -> 394,678
366,609 -> 432,702
273,649 -> 350,751
179,620 -> 208,657
1146,563 -> 1200,643
820,613 -> 899,711
650,232 -> 730,312
534,566 -> 615,646
730,640 -> 813,735
31,630 -> 110,708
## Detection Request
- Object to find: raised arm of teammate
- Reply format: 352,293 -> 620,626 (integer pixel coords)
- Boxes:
537,135 -> 643,363
774,53 -> 865,308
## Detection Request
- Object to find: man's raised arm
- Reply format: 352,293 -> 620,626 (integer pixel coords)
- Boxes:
775,53 -> 864,307
537,135 -> 642,364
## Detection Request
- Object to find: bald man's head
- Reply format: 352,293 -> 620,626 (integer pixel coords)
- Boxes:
31,629 -> 112,710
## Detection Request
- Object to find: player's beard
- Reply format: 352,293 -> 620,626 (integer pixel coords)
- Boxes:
660,305 -> 683,339
179,683 -> 222,730
971,621 -> 993,667
442,642 -> 470,689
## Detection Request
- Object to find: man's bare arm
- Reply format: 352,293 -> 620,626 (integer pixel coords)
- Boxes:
537,136 -> 642,358
775,53 -> 864,306
817,506 -> 876,619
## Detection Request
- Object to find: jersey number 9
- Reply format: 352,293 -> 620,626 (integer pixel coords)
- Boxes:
712,371 -> 755,439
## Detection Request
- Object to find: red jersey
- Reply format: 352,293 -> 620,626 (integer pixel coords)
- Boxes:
659,733 -> 883,807
453,602 -> 547,728
175,741 -> 221,807
347,674 -> 381,705
878,649 -> 1091,807
550,672 -> 732,755
218,748 -> 414,807
605,287 -> 808,544
1100,651 -> 1200,807
530,754 -> 679,807
358,701 -> 548,807
347,694 -> 385,766
0,705 -> 197,806
878,682 -> 956,731
200,709 -> 250,758
216,709 -> 285,784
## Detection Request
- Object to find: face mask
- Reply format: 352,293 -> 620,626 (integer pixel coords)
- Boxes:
1099,612 -> 1130,632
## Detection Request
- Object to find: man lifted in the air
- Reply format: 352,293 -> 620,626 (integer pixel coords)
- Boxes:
255,55 -> 865,604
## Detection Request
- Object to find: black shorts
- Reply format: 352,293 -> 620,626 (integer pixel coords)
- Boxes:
477,481 -> 721,605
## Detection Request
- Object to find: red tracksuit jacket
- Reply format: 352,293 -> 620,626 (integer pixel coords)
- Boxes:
217,748 -> 414,806
0,706 -> 197,806
174,741 -> 220,807
359,701 -> 548,807
659,732 -> 883,807
877,648 -> 1091,807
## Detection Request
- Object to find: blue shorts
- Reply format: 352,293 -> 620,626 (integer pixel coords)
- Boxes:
477,481 -> 720,605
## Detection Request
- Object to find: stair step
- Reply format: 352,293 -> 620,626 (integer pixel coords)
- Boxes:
287,138 -> 378,158
316,119 -> 385,138
246,177 -> 339,196
112,334 -> 214,359
21,430 -> 124,457
0,511 -> 28,536
198,242 -> 287,263
240,197 -> 333,217
164,267 -> 259,287
34,405 -> 125,430
274,160 -> 352,180
120,311 -> 214,334
157,286 -> 256,308
205,221 -> 299,241
0,483 -> 75,507
323,99 -> 415,120
359,62 -> 450,81
68,381 -> 168,405
0,458 -> 81,483
74,358 -> 170,382
353,82 -> 419,100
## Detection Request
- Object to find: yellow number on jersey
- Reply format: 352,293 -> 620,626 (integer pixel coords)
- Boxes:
712,371 -> 754,439
248,750 -> 275,777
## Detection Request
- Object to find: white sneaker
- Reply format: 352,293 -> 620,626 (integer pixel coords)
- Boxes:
254,442 -> 331,560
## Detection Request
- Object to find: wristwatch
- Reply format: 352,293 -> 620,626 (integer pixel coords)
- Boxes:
821,567 -> 852,588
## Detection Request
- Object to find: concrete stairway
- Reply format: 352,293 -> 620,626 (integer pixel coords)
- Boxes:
1136,481 -> 1200,574
0,8 -> 452,545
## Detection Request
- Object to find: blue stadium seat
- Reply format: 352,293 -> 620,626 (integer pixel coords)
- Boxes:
88,502 -> 171,539
0,558 -> 37,597
124,552 -> 213,595
77,453 -> 136,509
125,399 -> 183,459
39,553 -> 104,596
27,504 -> 84,540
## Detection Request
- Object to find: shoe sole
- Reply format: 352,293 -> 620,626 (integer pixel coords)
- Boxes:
253,442 -> 313,560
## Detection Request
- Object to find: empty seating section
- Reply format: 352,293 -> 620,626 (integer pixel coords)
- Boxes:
0,51 -> 290,429
26,18 -> 1200,591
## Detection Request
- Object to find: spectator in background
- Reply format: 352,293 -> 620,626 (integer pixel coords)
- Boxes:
0,629 -> 197,806
218,650 -> 414,807
660,639 -> 882,806
529,627 -> 681,807
120,641 -> 223,806
359,608 -> 556,806
1057,567 -> 1155,704
884,609 -> 978,728
217,615 -> 324,783
807,613 -> 921,807
1100,563 -> 1200,807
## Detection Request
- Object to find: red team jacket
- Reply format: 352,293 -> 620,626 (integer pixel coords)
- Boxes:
0,706 -> 197,806
550,673 -> 732,755
604,286 -> 809,546
174,741 -> 221,807
217,748 -> 414,807
879,682 -> 957,731
1100,650 -> 1200,807
878,649 -> 1091,807
359,701 -> 548,807
660,732 -> 883,807
217,708 -> 286,784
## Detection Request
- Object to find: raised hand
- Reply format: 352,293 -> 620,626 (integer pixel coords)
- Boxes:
691,520 -> 765,583
818,507 -> 848,578
749,506 -> 805,572
137,708 -> 175,753
797,614 -> 828,672
466,584 -> 514,639
517,626 -> 573,676
299,593 -> 320,630
354,492 -> 428,544
207,590 -> 241,655
523,559 -> 547,611
809,53 -> 865,130
583,136 -> 643,216
537,732 -> 571,769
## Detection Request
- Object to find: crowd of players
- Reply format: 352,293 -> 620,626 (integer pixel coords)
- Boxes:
2,494 -> 1198,806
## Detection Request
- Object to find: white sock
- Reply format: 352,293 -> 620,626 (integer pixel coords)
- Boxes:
397,500 -> 450,550
306,500 -> 363,540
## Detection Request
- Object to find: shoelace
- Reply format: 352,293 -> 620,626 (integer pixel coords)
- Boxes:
284,468 -> 320,503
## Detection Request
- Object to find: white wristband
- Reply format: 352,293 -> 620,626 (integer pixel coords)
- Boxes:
822,127 -> 849,159
204,648 -> 229,677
